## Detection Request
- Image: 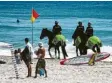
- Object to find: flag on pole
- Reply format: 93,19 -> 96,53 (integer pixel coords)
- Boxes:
31,9 -> 39,23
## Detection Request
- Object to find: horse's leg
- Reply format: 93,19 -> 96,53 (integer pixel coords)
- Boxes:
61,45 -> 67,59
48,46 -> 53,58
57,46 -> 60,59
60,42 -> 68,59
63,45 -> 68,57
55,46 -> 57,58
76,46 -> 79,57
79,48 -> 83,56
83,46 -> 87,55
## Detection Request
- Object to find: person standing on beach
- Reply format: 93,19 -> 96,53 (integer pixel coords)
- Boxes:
85,22 -> 93,39
21,38 -> 32,77
24,38 -> 33,64
34,42 -> 47,78
52,21 -> 62,36
72,21 -> 84,46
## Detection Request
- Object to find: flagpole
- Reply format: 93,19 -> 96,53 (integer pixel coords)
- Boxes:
32,22 -> 33,47
32,7 -> 33,47
31,7 -> 39,47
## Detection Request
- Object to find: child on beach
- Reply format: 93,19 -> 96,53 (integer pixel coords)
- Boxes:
17,48 -> 21,64
14,49 -> 21,64
34,42 -> 47,78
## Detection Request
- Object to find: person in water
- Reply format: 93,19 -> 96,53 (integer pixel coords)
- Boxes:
85,22 -> 93,39
52,21 -> 62,36
86,36 -> 102,66
34,42 -> 47,78
17,19 -> 20,23
72,21 -> 85,46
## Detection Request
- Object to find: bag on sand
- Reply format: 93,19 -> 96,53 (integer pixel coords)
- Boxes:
39,68 -> 45,76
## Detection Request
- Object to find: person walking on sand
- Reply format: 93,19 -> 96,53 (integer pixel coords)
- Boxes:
21,38 -> 32,77
52,21 -> 62,36
85,22 -> 93,39
34,42 -> 47,78
72,21 -> 84,46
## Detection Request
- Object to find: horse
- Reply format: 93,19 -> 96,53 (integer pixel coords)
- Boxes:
40,28 -> 68,59
73,31 -> 88,57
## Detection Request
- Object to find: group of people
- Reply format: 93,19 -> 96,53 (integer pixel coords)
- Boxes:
14,38 -> 47,78
72,21 -> 94,55
14,48 -> 21,64
72,21 -> 93,45
72,21 -> 102,65
13,21 -> 102,78
52,21 -> 102,65
52,21 -> 102,55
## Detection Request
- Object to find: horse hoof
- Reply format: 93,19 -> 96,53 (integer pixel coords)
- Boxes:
58,57 -> 60,59
66,55 -> 68,57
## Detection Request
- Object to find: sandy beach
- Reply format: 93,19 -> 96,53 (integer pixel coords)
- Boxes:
0,56 -> 112,83
0,1 -> 112,83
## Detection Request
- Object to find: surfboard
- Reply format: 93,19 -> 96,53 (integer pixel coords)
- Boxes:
60,52 -> 110,65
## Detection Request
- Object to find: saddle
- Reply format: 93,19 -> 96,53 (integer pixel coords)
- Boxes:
52,34 -> 66,46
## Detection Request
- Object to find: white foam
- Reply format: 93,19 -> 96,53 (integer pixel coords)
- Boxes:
0,42 -> 12,48
0,42 -> 112,61
0,42 -> 12,56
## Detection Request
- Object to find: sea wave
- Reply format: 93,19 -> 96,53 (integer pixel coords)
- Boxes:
0,42 -> 111,58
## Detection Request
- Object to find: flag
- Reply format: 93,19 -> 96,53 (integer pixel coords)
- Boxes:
31,9 -> 39,23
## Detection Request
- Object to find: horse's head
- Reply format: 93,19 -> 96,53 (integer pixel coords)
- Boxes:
40,28 -> 48,39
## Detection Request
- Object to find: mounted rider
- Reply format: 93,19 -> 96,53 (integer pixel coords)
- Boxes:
85,22 -> 93,39
72,21 -> 85,46
52,21 -> 62,36
52,21 -> 68,59
52,21 -> 64,46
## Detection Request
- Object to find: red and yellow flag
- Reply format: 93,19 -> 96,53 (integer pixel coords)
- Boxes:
31,9 -> 39,23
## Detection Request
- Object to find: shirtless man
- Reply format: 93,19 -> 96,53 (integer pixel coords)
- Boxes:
34,42 -> 47,78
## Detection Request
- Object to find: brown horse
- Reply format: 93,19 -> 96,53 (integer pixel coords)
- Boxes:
72,31 -> 88,56
40,28 -> 68,59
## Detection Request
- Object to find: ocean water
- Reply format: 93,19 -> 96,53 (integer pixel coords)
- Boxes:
0,1 -> 112,57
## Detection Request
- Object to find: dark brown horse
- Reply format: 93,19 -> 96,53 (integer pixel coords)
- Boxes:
40,28 -> 68,59
72,30 -> 88,56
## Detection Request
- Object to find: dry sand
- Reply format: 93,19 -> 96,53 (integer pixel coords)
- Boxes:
0,56 -> 112,83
